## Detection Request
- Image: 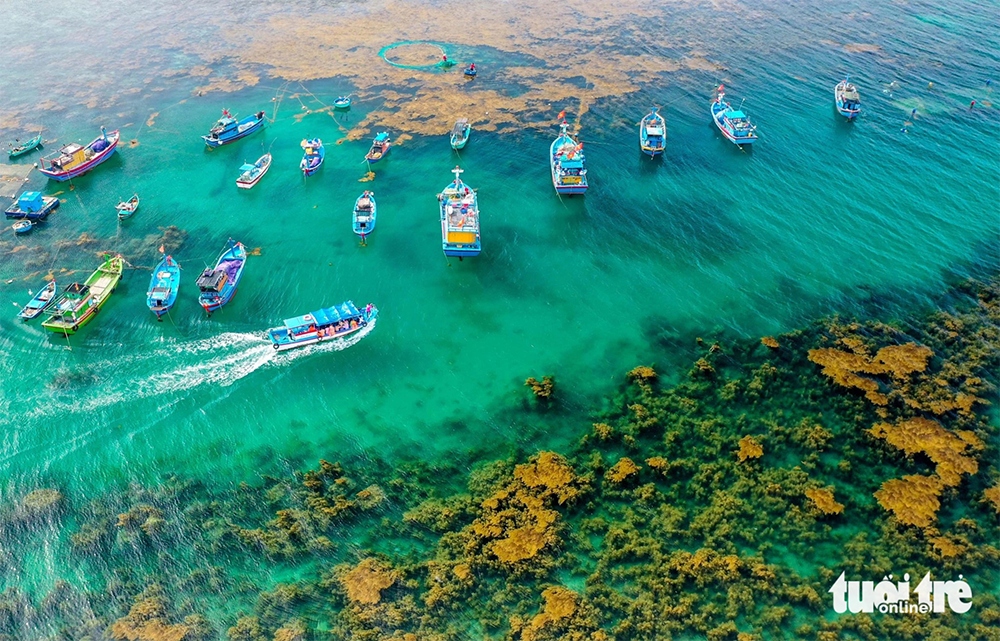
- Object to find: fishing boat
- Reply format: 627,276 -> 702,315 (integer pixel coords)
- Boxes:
5,191 -> 60,220
201,109 -> 266,147
17,280 -> 57,321
365,132 -> 391,164
437,55 -> 456,69
834,78 -> 861,119
438,166 -> 481,258
353,191 -> 377,239
550,122 -> 588,195
116,194 -> 139,220
197,239 -> 247,316
711,86 -> 757,145
267,301 -> 378,352
41,254 -> 123,334
639,107 -> 666,157
236,153 -> 271,189
12,220 -> 32,234
147,254 -> 180,320
300,138 -> 325,176
8,133 -> 42,158
38,127 -> 119,181
334,96 -> 352,109
463,63 -> 477,78
450,119 -> 471,149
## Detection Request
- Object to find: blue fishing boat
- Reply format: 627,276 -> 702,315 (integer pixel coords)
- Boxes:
8,133 -> 42,158
116,194 -> 139,221
450,119 -> 471,149
267,301 -> 378,352
353,191 -> 377,239
38,127 -> 119,181
236,153 -> 271,189
463,63 -> 477,78
12,220 -> 32,234
197,239 -> 247,316
438,166 -> 481,258
5,191 -> 59,220
201,109 -> 266,147
365,132 -> 391,163
550,122 -> 588,195
711,85 -> 757,145
17,280 -> 57,321
334,96 -> 352,109
300,138 -> 325,176
147,254 -> 181,321
639,107 -> 666,157
835,78 -> 861,119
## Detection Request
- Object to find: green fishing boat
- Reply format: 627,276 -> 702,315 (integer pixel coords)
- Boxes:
8,133 -> 42,158
41,254 -> 124,334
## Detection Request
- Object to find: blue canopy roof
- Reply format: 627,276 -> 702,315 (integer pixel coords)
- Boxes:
18,191 -> 43,212
560,158 -> 584,168
239,164 -> 256,172
283,301 -> 360,329
728,110 -> 747,119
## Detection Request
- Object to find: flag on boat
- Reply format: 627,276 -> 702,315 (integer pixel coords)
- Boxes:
718,84 -> 725,92
158,245 -> 165,254
556,109 -> 566,121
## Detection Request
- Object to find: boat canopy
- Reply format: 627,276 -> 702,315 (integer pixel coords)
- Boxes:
451,120 -> 468,136
284,301 -> 361,330
646,127 -> 664,136
17,191 -> 43,212
727,110 -> 747,119
373,132 -> 389,142
196,268 -> 226,292
239,164 -> 256,172
560,158 -> 584,169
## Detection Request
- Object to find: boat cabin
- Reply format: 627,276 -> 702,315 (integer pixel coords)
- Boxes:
50,143 -> 88,170
197,268 -> 228,293
725,110 -> 752,131
149,286 -> 171,307
451,120 -> 469,137
54,283 -> 91,313
17,192 -> 44,213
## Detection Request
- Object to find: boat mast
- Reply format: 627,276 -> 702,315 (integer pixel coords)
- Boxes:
452,165 -> 464,186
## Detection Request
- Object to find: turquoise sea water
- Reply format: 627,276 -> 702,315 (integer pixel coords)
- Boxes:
0,0 -> 997,633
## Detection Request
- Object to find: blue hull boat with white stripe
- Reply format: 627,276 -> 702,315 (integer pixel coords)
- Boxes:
202,110 -> 266,147
17,280 -> 57,321
197,239 -> 247,315
550,122 -> 588,195
268,301 -> 378,352
835,78 -> 861,119
639,107 -> 666,157
439,166 -> 481,258
300,138 -> 325,176
353,191 -> 377,238
711,87 -> 757,145
147,254 -> 181,320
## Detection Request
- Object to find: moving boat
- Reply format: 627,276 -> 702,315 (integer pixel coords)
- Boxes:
8,133 -> 42,158
12,220 -> 32,234
267,301 -> 378,352
38,127 -> 119,181
639,107 -> 666,157
365,132 -> 391,163
438,166 -> 481,258
197,239 -> 247,316
711,86 -> 757,145
41,254 -> 123,334
147,254 -> 181,320
353,191 -> 377,239
300,138 -> 325,176
5,191 -> 59,220
464,63 -> 477,78
236,153 -> 272,189
550,122 -> 588,195
201,109 -> 266,147
116,194 -> 139,220
334,96 -> 352,109
17,280 -> 57,321
450,119 -> 471,149
835,78 -> 861,119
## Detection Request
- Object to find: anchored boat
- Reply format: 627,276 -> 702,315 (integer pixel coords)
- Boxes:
17,280 -> 57,321
116,194 -> 139,220
550,122 -> 588,195
639,107 -> 666,157
197,239 -> 247,316
711,86 -> 757,145
38,127 -> 119,181
835,78 -> 861,119
365,132 -> 391,164
8,133 -> 42,158
5,191 -> 59,220
450,119 -> 471,149
147,254 -> 181,320
353,191 -> 377,239
463,63 -> 477,78
267,301 -> 378,352
12,220 -> 32,234
300,138 -> 325,176
202,109 -> 266,147
236,153 -> 271,188
334,96 -> 352,109
41,254 -> 123,334
438,166 -> 481,258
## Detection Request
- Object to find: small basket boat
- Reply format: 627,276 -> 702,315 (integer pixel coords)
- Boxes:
12,220 -> 33,234
463,64 -> 477,78
334,96 -> 352,109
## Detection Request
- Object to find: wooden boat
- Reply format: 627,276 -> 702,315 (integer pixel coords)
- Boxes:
300,138 -> 325,176
438,166 -> 481,258
334,96 -> 352,109
835,78 -> 861,119
639,107 -> 666,157
41,254 -> 123,334
267,301 -> 378,352
116,194 -> 139,220
12,220 -> 32,234
236,153 -> 271,189
197,239 -> 247,316
365,132 -> 391,163
8,133 -> 42,158
17,280 -> 57,321
147,254 -> 180,320
201,109 -> 266,147
5,191 -> 59,220
38,127 -> 119,181
463,64 -> 477,78
450,119 -> 471,149
353,191 -> 377,239
711,86 -> 757,145
550,122 -> 588,195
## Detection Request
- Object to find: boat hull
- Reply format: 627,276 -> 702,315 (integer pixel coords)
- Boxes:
18,281 -> 56,320
9,134 -> 42,158
267,304 -> 377,351
198,241 -> 246,315
41,257 -> 123,334
353,194 -> 377,237
202,116 -> 265,147
5,197 -> 59,220
711,105 -> 756,145
237,154 -> 271,189
147,256 -> 180,319
38,130 -> 120,181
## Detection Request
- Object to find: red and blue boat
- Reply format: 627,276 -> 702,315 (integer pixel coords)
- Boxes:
550,122 -> 588,195
711,86 -> 757,146
202,109 -> 266,147
365,132 -> 391,164
267,301 -> 377,352
147,254 -> 181,321
197,239 -> 247,316
38,127 -> 119,181
300,138 -> 325,176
